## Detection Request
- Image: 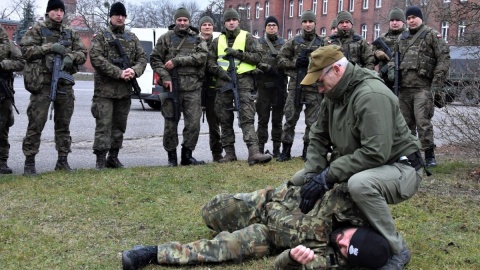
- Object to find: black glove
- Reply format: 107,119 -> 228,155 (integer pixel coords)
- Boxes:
61,55 -> 73,70
299,168 -> 330,214
224,47 -> 243,60
51,43 -> 66,55
258,63 -> 272,73
295,56 -> 309,68
217,69 -> 232,82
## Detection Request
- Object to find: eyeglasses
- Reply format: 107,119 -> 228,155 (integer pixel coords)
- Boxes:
266,24 -> 277,27
316,66 -> 334,87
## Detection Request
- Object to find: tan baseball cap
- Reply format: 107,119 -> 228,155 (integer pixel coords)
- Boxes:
301,45 -> 344,85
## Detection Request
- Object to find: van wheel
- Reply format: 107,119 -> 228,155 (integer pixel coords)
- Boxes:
146,100 -> 162,110
460,86 -> 479,105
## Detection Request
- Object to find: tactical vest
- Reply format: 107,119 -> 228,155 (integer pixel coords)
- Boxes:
217,30 -> 256,74
293,35 -> 323,57
258,36 -> 285,67
103,28 -> 133,68
166,31 -> 201,76
40,27 -> 73,72
398,27 -> 436,79
329,34 -> 364,66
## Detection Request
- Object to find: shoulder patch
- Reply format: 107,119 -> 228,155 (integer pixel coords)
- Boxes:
437,34 -> 442,38
93,34 -> 97,38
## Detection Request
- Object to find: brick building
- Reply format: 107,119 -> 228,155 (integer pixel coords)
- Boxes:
224,0 -> 478,45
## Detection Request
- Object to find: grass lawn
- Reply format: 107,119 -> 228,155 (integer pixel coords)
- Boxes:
0,148 -> 479,269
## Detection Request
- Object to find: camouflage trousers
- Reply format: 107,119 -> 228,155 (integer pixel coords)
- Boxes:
156,182 -> 366,268
215,88 -> 259,149
398,87 -> 435,150
256,85 -> 286,145
281,90 -> 323,146
161,89 -> 202,151
91,97 -> 131,152
0,98 -> 13,161
204,89 -> 222,154
22,86 -> 74,157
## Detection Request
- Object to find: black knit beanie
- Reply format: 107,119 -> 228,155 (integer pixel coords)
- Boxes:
110,2 -> 127,17
265,16 -> 279,28
405,6 -> 423,20
46,0 -> 65,13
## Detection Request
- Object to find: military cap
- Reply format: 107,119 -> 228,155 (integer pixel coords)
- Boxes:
223,8 -> 240,22
389,8 -> 405,22
301,10 -> 316,23
199,16 -> 214,26
301,45 -> 344,85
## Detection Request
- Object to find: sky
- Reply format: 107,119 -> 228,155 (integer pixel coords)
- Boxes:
0,0 -> 211,20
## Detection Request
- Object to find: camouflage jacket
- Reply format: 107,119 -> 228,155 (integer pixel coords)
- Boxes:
20,17 -> 87,85
90,24 -> 147,99
372,29 -> 403,80
150,24 -> 208,91
0,25 -> 10,61
0,40 -> 25,95
256,33 -> 286,85
277,30 -> 324,92
207,27 -> 263,91
327,29 -> 375,70
391,24 -> 450,88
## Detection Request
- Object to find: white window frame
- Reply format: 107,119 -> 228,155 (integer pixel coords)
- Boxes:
246,4 -> 251,19
288,29 -> 293,39
457,20 -> 466,41
313,0 -> 318,14
323,0 -> 328,15
375,0 -> 382,8
338,0 -> 344,12
444,0 -> 451,3
441,21 -> 449,42
254,30 -> 259,37
349,0 -> 354,12
320,27 -> 327,37
255,2 -> 261,19
361,24 -> 367,39
265,1 -> 270,17
289,1 -> 294,17
374,24 -> 380,39
363,0 -> 369,10
299,0 -> 304,16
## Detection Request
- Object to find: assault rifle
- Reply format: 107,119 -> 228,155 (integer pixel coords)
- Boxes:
159,68 -> 181,122
49,36 -> 75,120
267,53 -> 286,108
372,37 -> 392,59
373,37 -> 400,96
219,56 -> 240,125
294,49 -> 313,108
393,51 -> 400,96
109,39 -> 145,111
0,73 -> 19,114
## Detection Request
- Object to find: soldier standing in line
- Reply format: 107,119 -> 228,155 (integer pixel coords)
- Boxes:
276,10 -> 324,162
150,7 -> 208,167
388,6 -> 450,167
206,8 -> 272,165
89,2 -> 147,169
330,19 -> 337,36
20,0 -> 87,176
199,16 -> 223,162
372,8 -> 405,89
255,16 -> 287,157
327,11 -> 375,70
0,25 -> 25,174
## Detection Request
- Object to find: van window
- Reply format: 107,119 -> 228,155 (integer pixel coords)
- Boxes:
140,41 -> 152,63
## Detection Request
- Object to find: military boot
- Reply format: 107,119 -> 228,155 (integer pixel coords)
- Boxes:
212,152 -> 223,163
219,145 -> 237,163
272,141 -> 281,158
425,148 -> 437,167
167,150 -> 178,167
95,150 -> 107,170
122,245 -> 158,270
180,147 -> 205,166
276,143 -> 292,162
55,156 -> 73,172
248,146 -> 272,165
23,155 -> 37,176
302,143 -> 309,162
377,241 -> 411,270
0,160 -> 12,174
106,148 -> 124,169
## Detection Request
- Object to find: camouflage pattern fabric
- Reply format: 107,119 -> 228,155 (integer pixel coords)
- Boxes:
0,98 -> 13,162
150,25 -> 208,152
20,17 -> 86,157
393,25 -> 449,150
89,24 -> 146,153
277,30 -> 324,146
155,182 -> 368,268
372,29 -> 403,87
327,29 -> 375,70
207,27 -> 263,151
0,25 -> 9,60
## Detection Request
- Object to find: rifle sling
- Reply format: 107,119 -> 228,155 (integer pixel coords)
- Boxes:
265,37 -> 278,54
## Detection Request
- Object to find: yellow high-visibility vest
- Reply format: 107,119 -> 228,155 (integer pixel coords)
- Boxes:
217,30 -> 256,74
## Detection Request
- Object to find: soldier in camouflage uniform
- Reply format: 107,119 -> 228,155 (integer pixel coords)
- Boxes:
121,182 -> 392,270
206,8 -> 272,165
150,7 -> 207,167
330,19 -> 337,36
199,16 -> 223,162
276,10 -> 324,162
89,2 -> 147,169
372,8 -> 405,90
388,6 -> 449,167
0,26 -> 25,174
255,16 -> 287,157
327,11 -> 375,70
20,0 -> 87,176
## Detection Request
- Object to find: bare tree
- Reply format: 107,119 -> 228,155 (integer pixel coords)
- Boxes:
1,0 -> 39,20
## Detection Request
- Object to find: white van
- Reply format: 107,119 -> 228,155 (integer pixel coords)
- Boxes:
130,27 -> 220,110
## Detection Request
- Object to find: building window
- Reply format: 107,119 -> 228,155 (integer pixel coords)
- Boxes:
321,27 -> 327,37
420,0 -> 428,6
255,2 -> 261,19
441,21 -> 449,42
323,0 -> 328,15
289,1 -> 294,17
299,0 -> 304,16
338,0 -> 344,12
444,0 -> 451,2
361,24 -> 367,39
313,0 -> 318,14
363,0 -> 369,9
375,0 -> 382,8
246,4 -> 251,19
374,24 -> 380,39
458,20 -> 466,41
254,30 -> 259,37
349,0 -> 354,12
288,29 -> 293,39
265,1 -> 270,17
297,29 -> 302,35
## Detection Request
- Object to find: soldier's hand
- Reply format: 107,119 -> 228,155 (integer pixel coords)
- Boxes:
120,70 -> 133,81
387,67 -> 395,82
163,81 -> 173,91
299,168 -> 330,214
51,43 -> 66,55
290,245 -> 316,265
224,47 -> 243,60
217,69 -> 232,82
375,50 -> 390,61
258,63 -> 272,73
295,56 -> 309,68
60,55 -> 73,70
165,60 -> 174,70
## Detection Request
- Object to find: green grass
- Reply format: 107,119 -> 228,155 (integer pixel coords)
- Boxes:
0,157 -> 479,269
